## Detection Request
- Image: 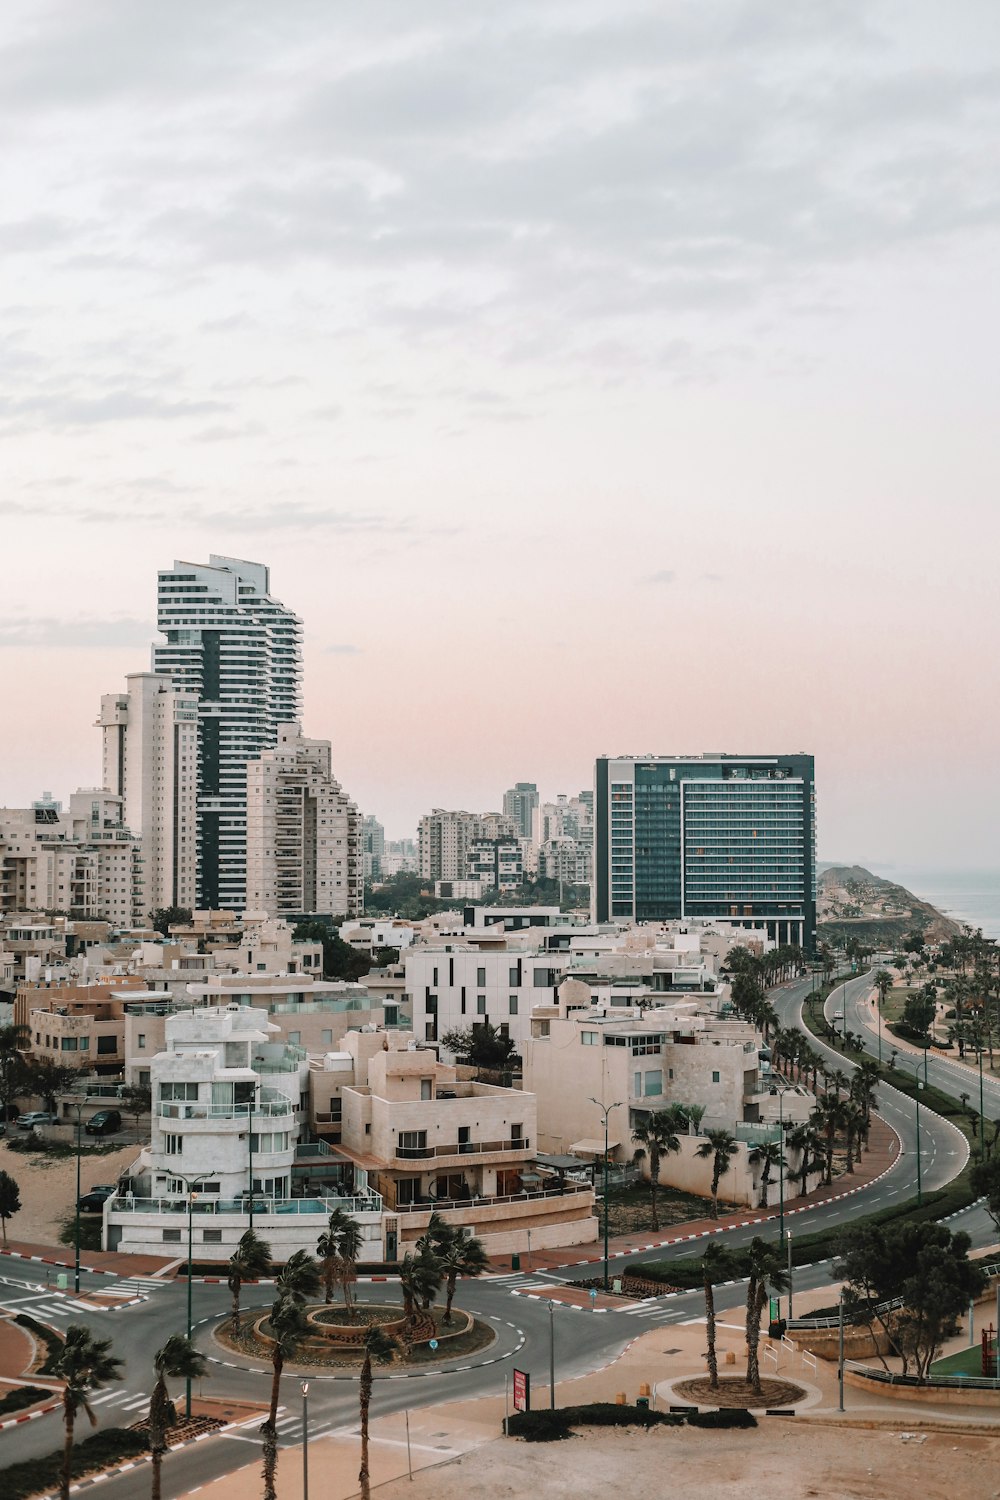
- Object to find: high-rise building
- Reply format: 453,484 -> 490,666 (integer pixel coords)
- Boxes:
246,724 -> 362,920
152,556 -> 302,911
418,810 -> 479,882
593,754 -> 816,948
98,672 -> 199,915
0,790 -> 143,927
502,782 -> 539,840
362,815 -> 385,881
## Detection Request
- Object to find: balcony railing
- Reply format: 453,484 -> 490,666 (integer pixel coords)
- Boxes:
393,1182 -> 592,1213
396,1137 -> 529,1160
108,1192 -> 382,1217
158,1101 -> 291,1121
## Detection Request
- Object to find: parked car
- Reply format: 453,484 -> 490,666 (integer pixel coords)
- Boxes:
77,1185 -> 116,1213
17,1112 -> 55,1131
85,1109 -> 122,1137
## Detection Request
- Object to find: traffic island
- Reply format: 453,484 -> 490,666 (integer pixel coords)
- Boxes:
213,1303 -> 495,1369
672,1375 -> 806,1408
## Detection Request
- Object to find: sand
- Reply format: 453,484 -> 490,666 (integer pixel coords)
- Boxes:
0,1137 -> 138,1245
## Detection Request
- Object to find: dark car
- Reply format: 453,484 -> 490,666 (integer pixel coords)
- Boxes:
84,1109 -> 122,1137
77,1185 -> 116,1213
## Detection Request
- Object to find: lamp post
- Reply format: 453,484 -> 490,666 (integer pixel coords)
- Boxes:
301,1381 -> 310,1500
73,1102 -> 83,1295
786,1230 -> 793,1320
589,1098 -> 622,1292
175,1172 -> 210,1418
979,1044 -> 986,1161
248,1094 -> 255,1230
915,1083 -> 922,1207
548,1298 -> 556,1410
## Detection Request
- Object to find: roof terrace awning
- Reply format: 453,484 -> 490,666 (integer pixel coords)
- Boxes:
569,1136 -> 621,1155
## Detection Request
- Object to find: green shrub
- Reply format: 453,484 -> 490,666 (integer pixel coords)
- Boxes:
686,1409 -> 757,1428
0,1427 -> 148,1500
507,1404 -> 688,1440
0,1385 -> 53,1417
13,1314 -> 63,1374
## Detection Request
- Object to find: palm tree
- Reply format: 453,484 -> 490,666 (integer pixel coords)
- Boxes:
336,1217 -> 364,1314
810,1092 -> 846,1185
261,1294 -> 310,1500
439,1232 -> 489,1324
631,1109 -> 682,1230
54,1326 -> 122,1500
701,1242 -> 732,1391
786,1125 -> 820,1196
317,1206 -> 350,1304
359,1325 -> 397,1500
696,1128 -> 740,1218
842,1099 -> 865,1173
752,1139 -> 783,1210
149,1335 -> 207,1500
227,1227 -> 273,1334
744,1237 -> 790,1398
399,1248 -> 442,1329
276,1248 -> 322,1303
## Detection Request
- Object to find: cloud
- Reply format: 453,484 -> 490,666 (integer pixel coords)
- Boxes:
0,615 -> 153,649
0,390 -> 229,428
644,569 -> 676,586
325,643 -> 362,655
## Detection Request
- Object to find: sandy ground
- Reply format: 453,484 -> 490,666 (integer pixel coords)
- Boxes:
0,1137 -> 137,1245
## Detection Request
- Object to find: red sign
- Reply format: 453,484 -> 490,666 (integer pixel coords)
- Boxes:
513,1368 -> 530,1412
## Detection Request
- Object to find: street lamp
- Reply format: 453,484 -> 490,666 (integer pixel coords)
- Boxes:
174,1172 -> 210,1417
786,1230 -> 793,1320
588,1099 -> 623,1292
73,1101 -> 83,1295
978,1042 -> 986,1161
301,1381 -> 310,1500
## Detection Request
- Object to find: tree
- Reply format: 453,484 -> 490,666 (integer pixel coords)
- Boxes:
744,1237 -> 789,1397
149,907 -> 192,935
149,1335 -> 207,1500
695,1129 -> 739,1218
835,1221 -> 985,1380
119,1084 -> 152,1134
901,989 -> 936,1040
227,1228 -> 273,1334
440,1022 -> 519,1075
318,1208 -> 364,1312
260,1294 -> 310,1500
28,1059 -> 76,1115
786,1126 -> 819,1196
438,1231 -> 489,1324
398,1250 -> 442,1329
317,1207 -> 349,1305
631,1110 -> 682,1230
0,1170 -> 20,1245
0,1023 -> 31,1123
970,1157 -> 1000,1234
701,1242 -> 732,1390
810,1093 -> 846,1185
54,1326 -> 122,1500
359,1325 -> 397,1500
292,920 -> 372,982
751,1140 -> 783,1210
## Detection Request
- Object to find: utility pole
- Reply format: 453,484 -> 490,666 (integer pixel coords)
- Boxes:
589,1098 -> 622,1292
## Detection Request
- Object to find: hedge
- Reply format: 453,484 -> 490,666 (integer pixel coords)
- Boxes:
0,1385 -> 53,1418
14,1314 -> 64,1374
0,1428 -> 148,1500
505,1403 -> 756,1442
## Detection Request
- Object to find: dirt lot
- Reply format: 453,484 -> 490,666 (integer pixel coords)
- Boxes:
0,1137 -> 136,1245
376,1424 -> 1000,1500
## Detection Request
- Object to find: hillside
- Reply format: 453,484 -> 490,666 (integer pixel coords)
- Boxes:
818,864 -> 963,946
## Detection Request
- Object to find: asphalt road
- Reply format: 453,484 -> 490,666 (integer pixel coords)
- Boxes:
1,969 -> 993,1499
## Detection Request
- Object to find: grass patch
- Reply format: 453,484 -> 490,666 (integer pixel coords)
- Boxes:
601,1183 -> 716,1238
0,1385 -> 54,1417
0,1427 -> 148,1500
5,1136 -> 123,1160
14,1314 -> 64,1375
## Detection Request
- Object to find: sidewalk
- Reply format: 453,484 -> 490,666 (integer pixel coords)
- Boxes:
0,1240 -> 176,1278
491,1112 -> 900,1274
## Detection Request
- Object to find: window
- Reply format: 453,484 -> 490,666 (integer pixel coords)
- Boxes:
634,1071 -> 642,1096
477,967 -> 486,987
581,1031 -> 598,1046
163,1229 -> 182,1243
137,1034 -> 146,1049
508,995 -> 518,1016
508,967 -> 519,986
712,1070 -> 721,1084
321,1030 -> 333,1046
97,1036 -> 117,1054
203,1229 -> 223,1243
160,1082 -> 198,1102
510,1122 -> 523,1142
644,1070 -> 663,1097
164,1134 -> 183,1155
398,1130 -> 428,1156
61,1036 -> 78,1051
288,1031 -> 301,1045
477,995 -> 486,1015
420,1079 -> 432,1101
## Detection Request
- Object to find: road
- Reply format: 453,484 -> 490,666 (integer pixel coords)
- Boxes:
0,970 -> 993,1498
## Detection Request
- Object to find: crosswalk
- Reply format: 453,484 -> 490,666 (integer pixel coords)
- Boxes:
0,1287 -> 85,1323
619,1300 -> 693,1325
489,1271 -> 566,1294
222,1408 -> 351,1447
100,1275 -> 170,1301
89,1387 -> 152,1416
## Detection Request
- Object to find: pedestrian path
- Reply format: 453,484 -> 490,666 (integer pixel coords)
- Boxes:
89,1387 -> 152,1416
99,1274 -> 171,1300
0,1285 -> 94,1323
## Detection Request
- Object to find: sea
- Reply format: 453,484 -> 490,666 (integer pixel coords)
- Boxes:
869,866 -> 1000,941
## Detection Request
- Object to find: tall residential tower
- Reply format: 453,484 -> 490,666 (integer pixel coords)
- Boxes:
152,556 -> 302,911
593,753 -> 816,948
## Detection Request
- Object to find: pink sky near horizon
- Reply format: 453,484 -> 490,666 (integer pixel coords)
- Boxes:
0,2 -> 998,863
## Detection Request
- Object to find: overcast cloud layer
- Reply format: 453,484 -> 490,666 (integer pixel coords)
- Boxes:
1,1 -> 998,864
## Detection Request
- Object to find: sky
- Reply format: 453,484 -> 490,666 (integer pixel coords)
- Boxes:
1,1 -> 998,861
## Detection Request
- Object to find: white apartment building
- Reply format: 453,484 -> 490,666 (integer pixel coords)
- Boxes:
405,944 -> 567,1048
362,816 -> 385,880
105,1003 -> 384,1261
98,672 -> 199,914
246,723 -> 363,920
152,555 -> 303,913
0,793 -> 143,928
467,835 -> 523,892
418,810 -> 479,882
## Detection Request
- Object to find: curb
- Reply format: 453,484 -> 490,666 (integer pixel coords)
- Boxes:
0,1400 -> 61,1431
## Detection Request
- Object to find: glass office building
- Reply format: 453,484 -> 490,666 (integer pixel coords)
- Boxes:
594,754 -> 816,949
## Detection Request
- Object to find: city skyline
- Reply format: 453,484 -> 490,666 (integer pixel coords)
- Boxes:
1,3 -> 998,865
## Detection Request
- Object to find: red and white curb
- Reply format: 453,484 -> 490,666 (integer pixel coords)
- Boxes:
0,1399 -> 61,1430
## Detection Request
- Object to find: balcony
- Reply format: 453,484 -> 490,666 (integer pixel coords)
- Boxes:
108,1191 -> 382,1217
392,1181 -> 592,1214
158,1100 -> 292,1121
395,1137 -> 530,1161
